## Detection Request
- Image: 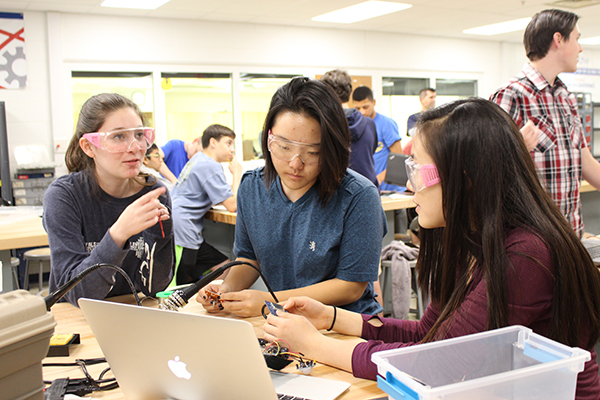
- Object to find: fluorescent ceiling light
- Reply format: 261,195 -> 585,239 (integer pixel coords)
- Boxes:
549,0 -> 600,8
580,36 -> 600,45
312,1 -> 412,24
463,17 -> 531,36
101,0 -> 171,10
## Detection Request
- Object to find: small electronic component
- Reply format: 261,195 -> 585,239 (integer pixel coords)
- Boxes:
258,338 -> 316,374
296,360 -> 315,375
205,289 -> 220,302
259,338 -> 293,370
264,300 -> 287,316
204,289 -> 223,309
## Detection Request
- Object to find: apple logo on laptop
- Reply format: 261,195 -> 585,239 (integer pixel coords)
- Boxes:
168,356 -> 192,380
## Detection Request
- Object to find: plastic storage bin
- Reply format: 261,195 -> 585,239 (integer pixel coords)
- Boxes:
0,290 -> 56,400
372,325 -> 590,400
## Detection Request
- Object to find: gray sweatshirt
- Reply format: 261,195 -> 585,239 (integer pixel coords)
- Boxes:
43,171 -> 174,306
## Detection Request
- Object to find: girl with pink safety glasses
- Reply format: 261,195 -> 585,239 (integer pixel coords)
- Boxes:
43,93 -> 174,306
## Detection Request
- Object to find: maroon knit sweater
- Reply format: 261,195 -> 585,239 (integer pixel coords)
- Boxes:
352,229 -> 600,400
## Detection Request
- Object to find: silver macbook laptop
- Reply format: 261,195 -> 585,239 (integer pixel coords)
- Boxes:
78,298 -> 350,400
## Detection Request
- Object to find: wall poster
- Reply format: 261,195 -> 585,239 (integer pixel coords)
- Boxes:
0,12 -> 25,89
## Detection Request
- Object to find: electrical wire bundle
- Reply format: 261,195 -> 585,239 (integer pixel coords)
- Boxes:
43,358 -> 118,399
259,339 -> 316,374
159,260 -> 279,311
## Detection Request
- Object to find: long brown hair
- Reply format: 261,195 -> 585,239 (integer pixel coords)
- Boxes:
65,93 -> 152,192
416,98 -> 600,348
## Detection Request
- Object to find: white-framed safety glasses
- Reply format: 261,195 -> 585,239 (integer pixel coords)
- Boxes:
267,130 -> 320,165
83,127 -> 155,153
405,156 -> 440,192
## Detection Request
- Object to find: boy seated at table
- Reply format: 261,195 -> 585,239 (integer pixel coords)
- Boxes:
170,124 -> 243,285
141,144 -> 174,191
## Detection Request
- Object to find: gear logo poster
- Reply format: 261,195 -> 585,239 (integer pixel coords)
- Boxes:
0,12 -> 25,89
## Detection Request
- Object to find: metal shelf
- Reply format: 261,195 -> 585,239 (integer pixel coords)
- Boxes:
575,92 -> 596,157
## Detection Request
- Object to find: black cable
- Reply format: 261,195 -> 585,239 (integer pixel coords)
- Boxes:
44,263 -> 141,310
98,367 -> 113,381
43,358 -> 119,394
43,357 -> 108,369
160,260 -> 278,311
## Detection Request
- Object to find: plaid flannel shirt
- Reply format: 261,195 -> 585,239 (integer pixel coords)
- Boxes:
490,63 -> 585,238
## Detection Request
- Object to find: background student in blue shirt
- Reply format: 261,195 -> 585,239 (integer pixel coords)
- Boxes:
171,124 -> 243,285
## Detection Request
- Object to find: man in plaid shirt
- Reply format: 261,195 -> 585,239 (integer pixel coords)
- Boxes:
490,9 -> 600,238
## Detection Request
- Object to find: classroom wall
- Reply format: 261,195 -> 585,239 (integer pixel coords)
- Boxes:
0,12 -> 53,176
1,10 -> 600,177
44,11 -> 521,174
54,12 -> 512,92
56,12 -> 504,77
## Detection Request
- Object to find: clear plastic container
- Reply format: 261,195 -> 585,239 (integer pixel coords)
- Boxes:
372,325 -> 590,400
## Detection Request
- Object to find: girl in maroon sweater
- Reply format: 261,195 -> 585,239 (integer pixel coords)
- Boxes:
263,98 -> 600,400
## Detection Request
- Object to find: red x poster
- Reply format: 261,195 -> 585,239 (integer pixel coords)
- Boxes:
0,12 -> 25,89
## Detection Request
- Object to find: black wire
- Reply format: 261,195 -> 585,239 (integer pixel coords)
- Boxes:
79,357 -> 108,365
235,260 -> 279,303
161,260 -> 279,311
43,357 -> 109,368
98,367 -> 112,380
44,263 -> 141,310
43,358 -> 118,391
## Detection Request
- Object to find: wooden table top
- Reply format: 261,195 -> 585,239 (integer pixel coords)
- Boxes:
205,208 -> 237,225
206,181 -> 596,225
44,296 -> 386,400
380,194 -> 416,211
581,180 -> 594,193
0,180 -> 593,248
0,215 -> 48,251
205,193 -> 416,225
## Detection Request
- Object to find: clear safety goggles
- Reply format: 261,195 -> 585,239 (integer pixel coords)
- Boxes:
267,131 -> 320,165
145,152 -> 163,160
405,156 -> 440,192
83,127 -> 155,153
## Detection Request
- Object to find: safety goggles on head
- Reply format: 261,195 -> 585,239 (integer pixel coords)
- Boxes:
267,131 -> 320,165
405,156 -> 440,192
83,127 -> 155,153
145,152 -> 162,160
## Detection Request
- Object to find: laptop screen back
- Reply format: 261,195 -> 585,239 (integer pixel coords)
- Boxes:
384,152 -> 409,189
78,299 -> 350,400
79,299 -> 279,400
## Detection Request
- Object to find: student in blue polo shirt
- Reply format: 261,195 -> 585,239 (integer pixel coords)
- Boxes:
197,77 -> 386,317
